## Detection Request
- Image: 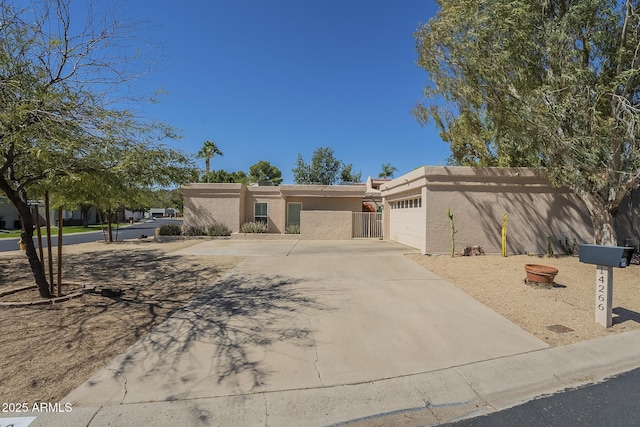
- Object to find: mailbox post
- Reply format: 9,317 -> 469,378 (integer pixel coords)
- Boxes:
579,244 -> 635,328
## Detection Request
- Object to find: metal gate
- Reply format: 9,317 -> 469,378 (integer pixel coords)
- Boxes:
352,212 -> 382,238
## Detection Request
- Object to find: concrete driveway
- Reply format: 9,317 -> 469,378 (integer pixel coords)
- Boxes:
64,239 -> 548,424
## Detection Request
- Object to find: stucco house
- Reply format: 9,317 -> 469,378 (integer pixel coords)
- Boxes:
182,167 -> 639,252
182,183 -> 369,239
381,166 -> 638,255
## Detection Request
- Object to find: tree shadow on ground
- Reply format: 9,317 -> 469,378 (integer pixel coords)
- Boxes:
108,270 -> 327,397
0,247 -> 242,402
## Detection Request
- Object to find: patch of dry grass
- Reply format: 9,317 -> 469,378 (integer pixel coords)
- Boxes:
0,240 -> 241,403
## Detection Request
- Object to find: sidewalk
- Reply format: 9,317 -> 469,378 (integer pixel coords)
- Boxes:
21,330 -> 640,426
5,240 -> 640,426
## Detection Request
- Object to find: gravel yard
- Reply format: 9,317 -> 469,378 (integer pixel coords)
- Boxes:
0,240 -> 242,403
407,253 -> 640,347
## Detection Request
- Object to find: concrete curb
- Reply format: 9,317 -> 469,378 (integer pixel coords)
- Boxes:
6,330 -> 639,427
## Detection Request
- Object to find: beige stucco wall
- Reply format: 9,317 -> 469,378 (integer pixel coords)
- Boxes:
244,187 -> 285,233
183,183 -> 366,236
285,196 -> 363,212
382,167 -> 594,255
300,210 -> 353,240
182,184 -> 244,231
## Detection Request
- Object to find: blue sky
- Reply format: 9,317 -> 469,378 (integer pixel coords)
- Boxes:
122,0 -> 447,183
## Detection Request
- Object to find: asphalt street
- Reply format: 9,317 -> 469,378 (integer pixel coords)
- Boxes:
0,219 -> 180,252
443,367 -> 640,427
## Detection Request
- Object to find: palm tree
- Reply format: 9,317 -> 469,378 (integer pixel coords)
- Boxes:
378,163 -> 398,179
197,140 -> 223,182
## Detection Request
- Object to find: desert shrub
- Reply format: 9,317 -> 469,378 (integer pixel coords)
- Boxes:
240,221 -> 267,233
285,224 -> 300,234
559,237 -> 577,255
546,236 -> 554,257
185,225 -> 206,236
207,223 -> 232,236
156,224 -> 182,236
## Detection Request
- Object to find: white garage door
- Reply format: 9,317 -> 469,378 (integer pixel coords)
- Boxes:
388,198 -> 424,251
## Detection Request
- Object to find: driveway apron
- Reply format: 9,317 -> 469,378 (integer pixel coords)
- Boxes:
65,239 -> 548,406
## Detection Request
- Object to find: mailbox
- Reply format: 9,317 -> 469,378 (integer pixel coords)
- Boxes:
579,244 -> 635,268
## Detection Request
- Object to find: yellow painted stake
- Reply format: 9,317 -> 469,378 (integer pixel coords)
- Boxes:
501,213 -> 508,257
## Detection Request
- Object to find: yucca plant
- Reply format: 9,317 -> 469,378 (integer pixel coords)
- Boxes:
207,223 -> 232,236
240,221 -> 268,233
285,224 -> 300,234
185,226 -> 206,236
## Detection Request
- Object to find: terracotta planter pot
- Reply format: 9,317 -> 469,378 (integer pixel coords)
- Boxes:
524,264 -> 558,285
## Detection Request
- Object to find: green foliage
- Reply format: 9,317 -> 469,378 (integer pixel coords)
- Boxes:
197,140 -> 223,177
201,169 -> 249,184
184,225 -> 206,236
559,237 -> 577,256
546,237 -> 554,257
157,224 -> 183,236
285,224 -> 300,234
249,160 -> 283,185
240,222 -> 268,233
414,0 -> 640,245
182,222 -> 231,236
293,147 -> 359,185
149,188 -> 184,211
447,208 -> 457,257
340,163 -> 362,183
0,0 -> 196,296
378,163 -> 398,179
207,223 -> 232,236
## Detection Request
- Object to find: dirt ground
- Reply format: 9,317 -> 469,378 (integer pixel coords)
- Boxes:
407,253 -> 640,347
0,239 -> 242,404
2,241 -> 639,405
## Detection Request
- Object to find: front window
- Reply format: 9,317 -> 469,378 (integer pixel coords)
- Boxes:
254,202 -> 268,226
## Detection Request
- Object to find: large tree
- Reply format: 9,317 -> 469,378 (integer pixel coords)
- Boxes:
340,163 -> 362,183
415,0 -> 640,245
293,147 -> 359,185
0,0 -> 194,297
53,144 -> 195,241
249,160 -> 283,185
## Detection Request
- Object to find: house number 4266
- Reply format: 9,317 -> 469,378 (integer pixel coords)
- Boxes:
597,272 -> 605,311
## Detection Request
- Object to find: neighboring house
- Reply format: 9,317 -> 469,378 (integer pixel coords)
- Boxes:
59,207 -> 99,226
124,209 -> 146,221
380,166 -> 640,255
0,197 -> 98,229
183,183 -> 367,239
0,197 -> 18,229
149,208 -> 177,218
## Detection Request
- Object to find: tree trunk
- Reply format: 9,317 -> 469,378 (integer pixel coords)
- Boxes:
81,206 -> 90,228
107,209 -> 114,242
578,191 -> 617,245
0,185 -> 52,298
590,207 -> 617,246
